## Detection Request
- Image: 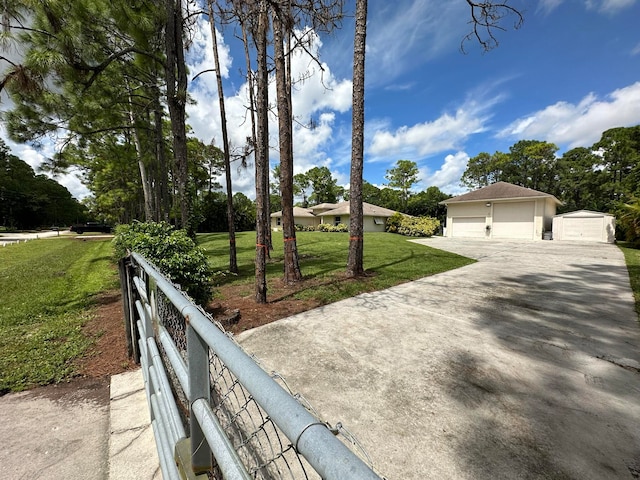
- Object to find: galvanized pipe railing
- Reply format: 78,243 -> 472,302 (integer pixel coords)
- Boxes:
122,252 -> 383,480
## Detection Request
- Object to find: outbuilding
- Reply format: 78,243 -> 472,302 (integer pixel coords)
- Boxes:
441,182 -> 561,240
552,210 -> 615,243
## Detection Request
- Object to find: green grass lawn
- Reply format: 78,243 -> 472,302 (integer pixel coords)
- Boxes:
199,231 -> 476,304
0,238 -> 117,393
619,243 -> 640,320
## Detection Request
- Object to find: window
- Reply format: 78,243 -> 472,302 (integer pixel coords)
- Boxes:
373,217 -> 384,225
334,216 -> 341,226
276,217 -> 281,226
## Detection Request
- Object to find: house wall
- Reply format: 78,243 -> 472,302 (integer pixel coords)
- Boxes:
364,216 -> 387,232
446,198 -> 556,240
271,216 -> 318,231
552,212 -> 615,243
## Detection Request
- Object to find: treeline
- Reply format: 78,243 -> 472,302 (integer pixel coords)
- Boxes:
0,141 -> 85,230
462,126 -> 640,214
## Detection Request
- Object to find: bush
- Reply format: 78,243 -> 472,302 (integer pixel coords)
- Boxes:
385,212 -> 404,233
113,221 -> 214,305
397,216 -> 440,237
295,224 -> 316,232
317,223 -> 348,232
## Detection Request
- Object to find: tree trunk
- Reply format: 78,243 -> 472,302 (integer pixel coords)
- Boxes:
254,0 -> 269,303
208,0 -> 238,273
165,0 -> 190,232
273,6 -> 302,284
347,0 -> 367,277
153,85 -> 170,222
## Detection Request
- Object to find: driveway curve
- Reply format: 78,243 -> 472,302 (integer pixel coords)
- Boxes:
238,238 -> 640,480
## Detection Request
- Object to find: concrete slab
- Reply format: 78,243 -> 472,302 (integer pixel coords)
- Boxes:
108,369 -> 161,480
238,238 -> 640,479
0,378 -> 110,480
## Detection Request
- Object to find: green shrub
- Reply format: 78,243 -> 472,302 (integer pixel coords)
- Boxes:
385,212 -> 404,233
295,224 -> 316,232
317,223 -> 348,232
397,216 -> 440,237
113,221 -> 214,305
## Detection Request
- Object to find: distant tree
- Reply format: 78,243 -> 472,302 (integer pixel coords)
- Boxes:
233,192 -> 256,231
506,140 -> 558,194
306,166 -> 341,204
556,147 -> 605,213
0,141 -> 85,229
406,186 -> 451,222
461,151 -> 510,189
385,159 -> 419,211
595,126 -> 640,205
293,172 -> 310,207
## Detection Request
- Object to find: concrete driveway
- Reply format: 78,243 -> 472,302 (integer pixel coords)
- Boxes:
238,238 -> 640,480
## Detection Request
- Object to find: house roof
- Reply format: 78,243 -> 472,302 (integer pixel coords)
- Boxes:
320,201 -> 397,217
554,210 -> 613,218
310,203 -> 339,212
270,206 -> 315,218
442,182 -> 561,205
271,202 -> 397,219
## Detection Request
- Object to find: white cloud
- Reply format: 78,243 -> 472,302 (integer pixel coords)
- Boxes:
539,0 -> 637,12
186,26 -> 353,199
365,1 -> 467,85
420,151 -> 469,195
631,42 -> 640,56
585,0 -> 637,13
368,95 -> 501,161
498,81 -> 640,148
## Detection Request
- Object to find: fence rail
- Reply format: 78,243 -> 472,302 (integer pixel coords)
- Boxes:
119,252 -> 384,480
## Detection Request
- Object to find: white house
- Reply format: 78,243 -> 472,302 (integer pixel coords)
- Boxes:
270,201 -> 397,232
441,182 -> 561,240
552,210 -> 615,243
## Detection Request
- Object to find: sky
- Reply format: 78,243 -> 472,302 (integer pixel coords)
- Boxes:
2,0 -> 640,201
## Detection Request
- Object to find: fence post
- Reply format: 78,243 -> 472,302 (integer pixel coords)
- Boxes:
187,317 -> 212,474
118,256 -> 139,362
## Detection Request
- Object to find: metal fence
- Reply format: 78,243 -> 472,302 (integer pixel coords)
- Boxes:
119,252 -> 385,480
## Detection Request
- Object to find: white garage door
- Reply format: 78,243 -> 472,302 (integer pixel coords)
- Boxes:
492,202 -> 535,239
563,217 -> 604,242
451,217 -> 486,238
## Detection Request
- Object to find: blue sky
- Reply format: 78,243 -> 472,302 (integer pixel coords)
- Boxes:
3,0 -> 640,200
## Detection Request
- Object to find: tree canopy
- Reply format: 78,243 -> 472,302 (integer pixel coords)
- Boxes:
461,126 -> 640,214
0,141 -> 85,229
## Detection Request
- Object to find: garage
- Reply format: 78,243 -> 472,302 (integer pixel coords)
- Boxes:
451,217 -> 486,238
552,211 -> 615,243
442,182 -> 561,241
492,201 -> 535,239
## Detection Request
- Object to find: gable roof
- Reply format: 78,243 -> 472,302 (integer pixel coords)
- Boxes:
270,202 -> 397,218
442,182 -> 561,205
320,201 -> 397,217
554,210 -> 614,218
270,206 -> 315,218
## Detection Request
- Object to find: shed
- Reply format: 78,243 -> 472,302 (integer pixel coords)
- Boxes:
441,182 -> 561,240
552,210 -> 615,243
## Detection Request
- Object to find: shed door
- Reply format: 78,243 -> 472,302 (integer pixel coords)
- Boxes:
563,216 -> 604,242
492,202 -> 535,239
451,217 -> 485,238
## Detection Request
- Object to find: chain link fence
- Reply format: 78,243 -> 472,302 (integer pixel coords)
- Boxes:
121,252 -> 385,480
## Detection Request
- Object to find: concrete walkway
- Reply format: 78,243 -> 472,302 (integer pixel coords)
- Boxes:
238,238 -> 640,480
0,370 -> 159,479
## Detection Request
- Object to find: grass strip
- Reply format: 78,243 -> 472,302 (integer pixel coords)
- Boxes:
0,238 -> 117,393
199,231 -> 475,305
619,243 -> 640,320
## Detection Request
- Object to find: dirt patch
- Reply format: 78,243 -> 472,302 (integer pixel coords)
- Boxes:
75,291 -> 137,378
76,279 -> 328,377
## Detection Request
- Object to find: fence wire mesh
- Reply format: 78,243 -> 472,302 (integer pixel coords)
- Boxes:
134,261 -> 382,480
